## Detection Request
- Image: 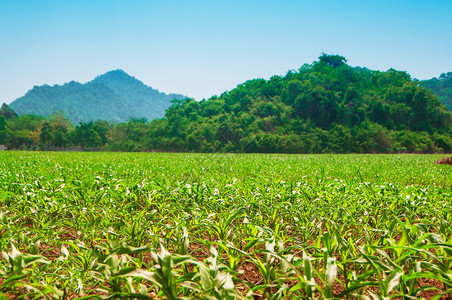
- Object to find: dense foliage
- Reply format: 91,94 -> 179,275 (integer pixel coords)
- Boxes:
8,70 -> 185,123
421,72 -> 452,111
139,55 -> 451,153
0,152 -> 451,298
1,55 -> 451,153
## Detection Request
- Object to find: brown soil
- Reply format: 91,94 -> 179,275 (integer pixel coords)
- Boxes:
417,278 -> 452,299
435,157 -> 452,165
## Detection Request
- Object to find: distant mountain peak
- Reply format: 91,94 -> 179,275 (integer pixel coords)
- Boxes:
101,69 -> 129,76
93,69 -> 136,81
108,69 -> 126,74
9,71 -> 187,123
91,69 -> 148,88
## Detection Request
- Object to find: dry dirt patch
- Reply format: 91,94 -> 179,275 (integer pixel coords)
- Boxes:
435,157 -> 452,165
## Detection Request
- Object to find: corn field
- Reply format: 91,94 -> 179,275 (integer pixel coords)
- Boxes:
0,152 -> 451,299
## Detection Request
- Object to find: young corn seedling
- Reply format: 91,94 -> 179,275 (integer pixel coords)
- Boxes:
210,208 -> 244,241
193,245 -> 250,299
137,244 -> 197,299
0,243 -> 51,296
244,239 -> 294,299
289,251 -> 317,299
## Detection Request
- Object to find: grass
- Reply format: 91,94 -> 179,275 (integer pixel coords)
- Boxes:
0,152 -> 451,299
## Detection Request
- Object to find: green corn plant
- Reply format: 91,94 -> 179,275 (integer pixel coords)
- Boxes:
0,243 -> 52,297
289,251 -> 317,299
356,245 -> 405,299
118,244 -> 197,299
171,226 -> 190,256
90,253 -> 136,295
87,240 -> 150,297
210,208 -> 244,241
214,241 -> 244,274
195,245 -> 250,299
309,251 -> 339,299
1,243 -> 50,275
243,239 -> 295,299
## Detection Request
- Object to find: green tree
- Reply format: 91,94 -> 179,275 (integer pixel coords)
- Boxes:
40,122 -> 54,147
318,53 -> 347,68
0,115 -> 7,144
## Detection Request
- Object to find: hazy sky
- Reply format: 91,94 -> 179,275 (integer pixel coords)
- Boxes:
1,0 -> 451,103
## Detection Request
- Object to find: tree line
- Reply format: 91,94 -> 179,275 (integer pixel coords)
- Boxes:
1,55 -> 451,153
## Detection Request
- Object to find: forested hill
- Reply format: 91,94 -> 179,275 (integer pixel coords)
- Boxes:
8,70 -> 186,123
421,72 -> 452,111
140,54 -> 451,153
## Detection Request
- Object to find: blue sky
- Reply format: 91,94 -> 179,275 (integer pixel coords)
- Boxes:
1,0 -> 451,103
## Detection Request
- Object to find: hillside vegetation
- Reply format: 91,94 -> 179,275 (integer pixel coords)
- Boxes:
139,55 -> 451,153
1,55 -> 451,153
421,72 -> 452,111
8,70 -> 185,123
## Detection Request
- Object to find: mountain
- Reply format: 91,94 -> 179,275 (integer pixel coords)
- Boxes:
8,70 -> 186,123
421,72 -> 452,111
